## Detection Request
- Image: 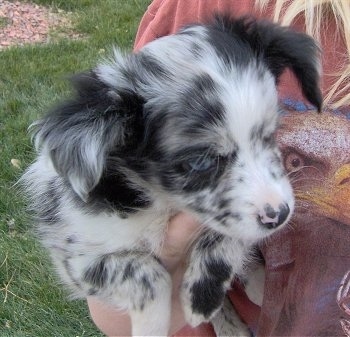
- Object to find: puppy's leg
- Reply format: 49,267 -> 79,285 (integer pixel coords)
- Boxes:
211,296 -> 251,337
59,251 -> 171,336
181,231 -> 249,329
244,262 -> 265,307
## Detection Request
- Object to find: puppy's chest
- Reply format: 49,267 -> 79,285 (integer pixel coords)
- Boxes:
55,205 -> 171,256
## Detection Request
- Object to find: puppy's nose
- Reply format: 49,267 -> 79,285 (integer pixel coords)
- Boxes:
258,203 -> 290,229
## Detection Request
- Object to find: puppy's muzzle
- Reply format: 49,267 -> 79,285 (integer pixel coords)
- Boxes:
258,203 -> 290,229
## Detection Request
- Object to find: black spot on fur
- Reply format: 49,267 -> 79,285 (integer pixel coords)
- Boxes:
137,54 -> 168,79
215,211 -> 233,222
110,269 -> 118,284
206,258 -> 232,284
191,278 -> 226,318
181,74 -> 225,127
214,211 -> 242,227
207,16 -> 253,67
138,275 -> 155,311
215,211 -> 241,222
197,232 -> 225,250
263,133 -> 276,148
250,123 -> 265,144
218,198 -> 232,210
88,172 -> 152,215
83,255 -> 109,288
141,275 -> 153,295
190,42 -> 203,58
191,259 -> 232,317
122,261 -> 136,282
250,123 -> 276,150
190,204 -> 214,215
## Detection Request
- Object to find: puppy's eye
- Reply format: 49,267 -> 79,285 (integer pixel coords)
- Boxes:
183,156 -> 216,172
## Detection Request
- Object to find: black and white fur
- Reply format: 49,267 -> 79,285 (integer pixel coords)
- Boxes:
23,15 -> 321,336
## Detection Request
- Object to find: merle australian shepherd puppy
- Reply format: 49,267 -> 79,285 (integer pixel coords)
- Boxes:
23,14 -> 322,336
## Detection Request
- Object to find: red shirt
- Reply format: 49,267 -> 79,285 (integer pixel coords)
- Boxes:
134,1 -> 350,336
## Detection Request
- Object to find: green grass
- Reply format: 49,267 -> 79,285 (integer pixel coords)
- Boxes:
0,1 -> 150,335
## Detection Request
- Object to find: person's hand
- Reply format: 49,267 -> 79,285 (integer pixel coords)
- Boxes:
87,212 -> 201,337
160,212 -> 201,272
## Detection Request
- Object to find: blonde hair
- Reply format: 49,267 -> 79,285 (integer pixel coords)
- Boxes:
256,0 -> 350,109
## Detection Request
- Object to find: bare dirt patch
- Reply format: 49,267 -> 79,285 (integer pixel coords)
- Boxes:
0,0 -> 83,50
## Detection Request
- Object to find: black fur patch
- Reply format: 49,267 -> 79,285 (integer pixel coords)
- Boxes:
122,261 -> 136,282
217,198 -> 232,210
140,275 -> 154,301
250,122 -> 276,149
197,232 -> 225,250
207,16 -> 253,67
206,259 -> 232,281
137,275 -> 155,311
88,172 -> 152,215
83,255 -> 110,288
214,211 -> 242,226
190,41 -> 203,58
137,53 -> 168,79
250,123 -> 266,144
191,259 -> 232,317
191,278 -> 225,318
181,74 -> 225,128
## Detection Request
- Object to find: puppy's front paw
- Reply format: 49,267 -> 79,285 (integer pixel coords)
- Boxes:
181,280 -> 224,327
211,297 -> 252,337
183,303 -> 209,327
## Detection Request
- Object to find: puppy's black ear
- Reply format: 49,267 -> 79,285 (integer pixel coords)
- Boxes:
254,19 -> 322,112
32,70 -> 144,201
214,15 -> 322,111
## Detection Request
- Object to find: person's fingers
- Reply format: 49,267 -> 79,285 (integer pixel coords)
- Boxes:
87,296 -> 131,336
160,212 -> 200,272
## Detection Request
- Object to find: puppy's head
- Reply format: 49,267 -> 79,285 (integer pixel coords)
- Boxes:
32,15 -> 322,241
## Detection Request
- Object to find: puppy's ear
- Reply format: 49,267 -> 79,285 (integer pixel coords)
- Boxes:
32,70 -> 144,201
254,19 -> 322,112
214,15 -> 322,111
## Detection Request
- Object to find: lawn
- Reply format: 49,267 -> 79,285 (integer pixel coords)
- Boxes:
0,1 -> 150,335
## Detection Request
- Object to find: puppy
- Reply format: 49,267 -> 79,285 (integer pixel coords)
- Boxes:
23,14 -> 321,336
